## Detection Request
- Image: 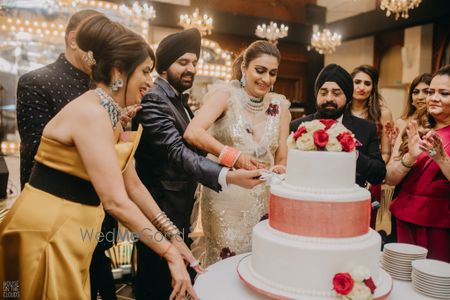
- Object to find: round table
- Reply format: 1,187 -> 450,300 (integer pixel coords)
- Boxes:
194,253 -> 434,300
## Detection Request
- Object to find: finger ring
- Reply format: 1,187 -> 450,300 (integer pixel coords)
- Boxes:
428,148 -> 437,157
189,259 -> 200,267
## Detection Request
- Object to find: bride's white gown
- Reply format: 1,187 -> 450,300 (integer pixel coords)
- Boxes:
194,80 -> 290,267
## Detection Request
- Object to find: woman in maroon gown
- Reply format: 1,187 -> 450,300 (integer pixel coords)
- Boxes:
386,65 -> 450,262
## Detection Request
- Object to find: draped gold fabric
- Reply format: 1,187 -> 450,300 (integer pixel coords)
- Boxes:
0,126 -> 142,299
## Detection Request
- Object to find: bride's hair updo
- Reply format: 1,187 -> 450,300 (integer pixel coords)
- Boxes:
231,40 -> 280,80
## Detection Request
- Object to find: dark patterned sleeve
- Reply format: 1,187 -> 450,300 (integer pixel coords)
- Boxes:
16,74 -> 53,189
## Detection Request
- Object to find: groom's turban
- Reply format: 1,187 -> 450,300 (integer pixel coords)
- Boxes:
156,28 -> 201,74
314,64 -> 354,102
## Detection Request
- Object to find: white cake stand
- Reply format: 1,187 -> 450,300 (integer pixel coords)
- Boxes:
237,254 -> 393,300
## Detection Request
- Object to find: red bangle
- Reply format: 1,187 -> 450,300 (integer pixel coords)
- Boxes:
219,146 -> 241,168
160,243 -> 172,258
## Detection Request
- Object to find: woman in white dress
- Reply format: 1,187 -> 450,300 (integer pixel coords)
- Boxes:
184,41 -> 291,266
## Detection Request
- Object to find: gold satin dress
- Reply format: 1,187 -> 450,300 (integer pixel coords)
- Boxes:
0,126 -> 142,299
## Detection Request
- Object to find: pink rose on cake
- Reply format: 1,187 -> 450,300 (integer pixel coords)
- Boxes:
333,266 -> 376,299
288,119 -> 358,152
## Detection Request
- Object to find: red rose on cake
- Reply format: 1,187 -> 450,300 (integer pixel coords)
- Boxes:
333,266 -> 377,299
333,273 -> 354,295
287,120 -> 358,152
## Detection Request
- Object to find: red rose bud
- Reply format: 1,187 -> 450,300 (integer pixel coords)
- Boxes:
313,129 -> 329,148
332,273 -> 354,295
319,119 -> 337,130
293,127 -> 307,140
337,132 -> 356,152
364,277 -> 376,294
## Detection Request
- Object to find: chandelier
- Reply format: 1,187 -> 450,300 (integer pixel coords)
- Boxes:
255,21 -> 288,45
179,8 -> 213,36
380,0 -> 422,20
0,1 -> 156,75
308,25 -> 341,55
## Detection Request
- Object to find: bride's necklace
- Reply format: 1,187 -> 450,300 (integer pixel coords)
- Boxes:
95,87 -> 122,127
243,89 -> 264,113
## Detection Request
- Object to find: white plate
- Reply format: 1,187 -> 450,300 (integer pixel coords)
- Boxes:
383,251 -> 426,261
412,272 -> 450,284
411,277 -> 450,293
413,285 -> 450,298
412,273 -> 450,287
412,259 -> 450,278
384,243 -> 428,256
382,265 -> 412,274
413,282 -> 450,294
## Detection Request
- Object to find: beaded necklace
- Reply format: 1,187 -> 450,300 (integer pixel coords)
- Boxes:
95,88 -> 122,127
243,89 -> 264,113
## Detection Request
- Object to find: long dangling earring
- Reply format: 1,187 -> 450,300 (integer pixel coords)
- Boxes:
270,85 -> 274,92
111,78 -> 123,93
240,74 -> 246,88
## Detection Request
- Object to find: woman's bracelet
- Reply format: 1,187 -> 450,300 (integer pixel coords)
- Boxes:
152,212 -> 182,240
160,242 -> 173,258
401,154 -> 415,168
219,146 -> 241,168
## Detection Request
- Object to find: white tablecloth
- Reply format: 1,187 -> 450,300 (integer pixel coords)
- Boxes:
194,254 -> 434,300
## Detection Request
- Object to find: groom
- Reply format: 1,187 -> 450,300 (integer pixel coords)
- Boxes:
290,64 -> 386,188
133,28 -> 262,299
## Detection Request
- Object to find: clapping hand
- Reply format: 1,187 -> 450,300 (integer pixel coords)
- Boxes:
419,130 -> 445,160
405,120 -> 423,160
385,121 -> 399,147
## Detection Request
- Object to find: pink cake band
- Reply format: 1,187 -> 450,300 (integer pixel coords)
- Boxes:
269,194 -> 371,238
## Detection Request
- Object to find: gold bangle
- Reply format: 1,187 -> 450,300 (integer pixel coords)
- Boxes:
401,154 -> 415,168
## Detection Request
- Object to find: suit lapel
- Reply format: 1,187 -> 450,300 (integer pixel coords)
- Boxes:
155,78 -> 189,130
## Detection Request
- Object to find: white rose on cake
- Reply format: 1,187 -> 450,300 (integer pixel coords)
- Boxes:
296,133 -> 316,151
345,282 -> 372,300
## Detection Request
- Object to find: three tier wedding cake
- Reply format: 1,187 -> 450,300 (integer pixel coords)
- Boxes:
237,119 -> 392,300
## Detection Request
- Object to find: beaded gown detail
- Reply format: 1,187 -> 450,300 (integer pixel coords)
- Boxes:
196,80 -> 289,267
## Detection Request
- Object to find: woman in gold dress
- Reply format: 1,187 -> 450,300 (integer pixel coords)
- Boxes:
0,15 -> 200,300
184,41 -> 291,267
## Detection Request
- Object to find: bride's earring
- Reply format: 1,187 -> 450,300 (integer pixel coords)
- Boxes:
240,74 -> 246,88
270,85 -> 274,92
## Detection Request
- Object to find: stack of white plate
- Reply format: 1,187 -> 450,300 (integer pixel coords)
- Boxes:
381,243 -> 428,281
412,259 -> 450,299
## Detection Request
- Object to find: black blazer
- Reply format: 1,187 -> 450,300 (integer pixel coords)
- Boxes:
290,112 -> 386,187
133,78 -> 222,237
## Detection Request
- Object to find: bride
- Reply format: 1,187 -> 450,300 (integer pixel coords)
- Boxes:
184,40 -> 291,266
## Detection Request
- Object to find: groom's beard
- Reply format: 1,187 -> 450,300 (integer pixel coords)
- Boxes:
316,101 -> 345,119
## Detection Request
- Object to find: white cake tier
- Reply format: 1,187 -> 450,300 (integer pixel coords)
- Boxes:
285,149 -> 357,190
250,221 -> 382,298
